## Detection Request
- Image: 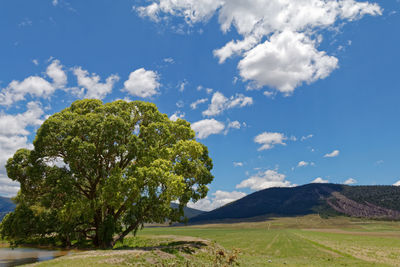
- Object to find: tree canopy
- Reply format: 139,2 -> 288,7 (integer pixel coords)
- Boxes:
0,99 -> 213,248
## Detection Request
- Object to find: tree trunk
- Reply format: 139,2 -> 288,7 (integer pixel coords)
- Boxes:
110,222 -> 140,248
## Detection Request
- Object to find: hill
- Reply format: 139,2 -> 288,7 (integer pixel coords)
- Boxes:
0,196 -> 15,220
171,203 -> 204,219
190,183 -> 400,223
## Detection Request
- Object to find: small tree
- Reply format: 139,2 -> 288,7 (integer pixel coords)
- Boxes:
1,99 -> 213,248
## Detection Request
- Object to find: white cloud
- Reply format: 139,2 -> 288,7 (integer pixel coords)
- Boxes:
263,91 -> 276,99
0,174 -> 20,197
191,119 -> 225,139
393,181 -> 400,186
46,59 -> 67,88
136,0 -> 223,23
0,59 -> 69,105
311,177 -> 329,183
202,91 -> 253,116
188,190 -> 246,211
228,121 -> 241,129
297,161 -> 309,167
197,86 -> 213,94
0,76 -> 55,106
178,80 -> 187,92
301,134 -> 314,141
32,59 -> 39,66
324,149 -> 340,158
214,35 -> 259,64
236,169 -> 293,191
224,120 -> 243,135
202,92 -> 227,116
254,132 -> 287,151
52,0 -> 59,6
123,68 -> 160,98
0,102 -> 43,137
0,102 -> 44,197
344,178 -> 357,185
190,98 -> 208,110
164,57 -> 174,64
137,0 -> 381,94
73,67 -> 119,99
169,111 -> 185,122
233,162 -> 243,167
238,31 -> 338,94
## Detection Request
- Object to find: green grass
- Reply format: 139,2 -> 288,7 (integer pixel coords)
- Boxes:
138,215 -> 400,266
30,215 -> 400,266
30,235 -> 227,266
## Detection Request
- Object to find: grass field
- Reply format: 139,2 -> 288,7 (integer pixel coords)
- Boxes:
31,215 -> 400,266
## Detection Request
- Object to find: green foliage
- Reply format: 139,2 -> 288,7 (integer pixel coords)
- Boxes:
341,185 -> 400,211
0,99 -> 213,248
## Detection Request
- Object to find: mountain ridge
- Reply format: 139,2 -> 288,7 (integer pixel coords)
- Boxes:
0,196 -> 15,220
190,183 -> 400,223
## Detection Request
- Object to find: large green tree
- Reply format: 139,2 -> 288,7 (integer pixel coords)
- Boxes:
1,99 -> 213,248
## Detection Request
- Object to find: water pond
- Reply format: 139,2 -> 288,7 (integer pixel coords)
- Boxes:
0,247 -> 72,266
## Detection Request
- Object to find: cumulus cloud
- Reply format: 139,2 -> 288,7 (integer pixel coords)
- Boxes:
324,149 -> 340,158
223,120 -> 243,135
344,178 -> 357,185
191,119 -> 225,139
202,91 -> 253,117
0,174 -> 20,197
236,170 -> 293,191
136,0 -> 223,23
169,111 -> 185,122
301,134 -> 314,141
176,100 -> 184,108
46,59 -> 67,88
0,76 -> 55,106
297,161 -> 312,167
254,132 -> 287,151
233,162 -> 243,167
0,102 -> 43,137
263,91 -> 276,99
0,59 -> 70,106
164,57 -> 174,64
197,86 -> 214,94
227,121 -> 241,129
393,181 -> 400,186
311,177 -> 329,183
0,102 -> 44,197
187,190 -> 246,211
178,80 -> 187,92
137,0 -> 381,94
190,98 -> 208,110
73,67 -> 119,99
123,68 -> 160,98
238,31 -> 338,93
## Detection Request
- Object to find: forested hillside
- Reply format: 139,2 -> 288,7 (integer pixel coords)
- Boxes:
190,184 -> 400,223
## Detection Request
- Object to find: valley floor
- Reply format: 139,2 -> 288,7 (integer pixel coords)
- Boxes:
29,215 -> 400,266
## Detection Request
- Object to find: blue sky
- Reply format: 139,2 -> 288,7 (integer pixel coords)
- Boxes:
0,0 -> 399,210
